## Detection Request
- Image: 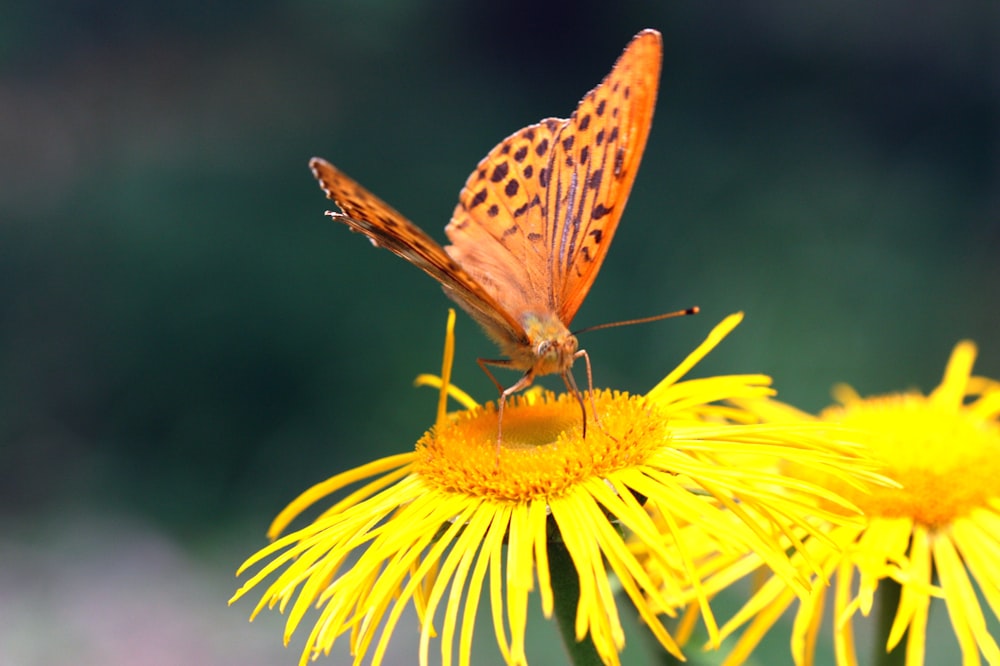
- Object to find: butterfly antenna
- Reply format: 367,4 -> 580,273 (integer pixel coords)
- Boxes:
571,306 -> 700,336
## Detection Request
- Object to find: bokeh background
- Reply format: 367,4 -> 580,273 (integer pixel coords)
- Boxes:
1,1 -> 996,664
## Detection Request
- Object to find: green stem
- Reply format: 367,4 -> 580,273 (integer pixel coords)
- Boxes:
549,538 -> 605,666
873,578 -> 906,666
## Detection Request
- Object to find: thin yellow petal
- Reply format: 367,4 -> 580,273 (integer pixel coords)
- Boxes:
585,480 -> 684,657
529,500 -> 553,617
551,490 -> 623,658
791,580 -> 825,666
654,375 -> 775,413
436,309 -> 456,426
833,559 -> 859,666
414,374 -> 480,412
506,503 -> 533,665
953,516 -> 1000,620
456,508 -> 500,666
411,504 -> 478,665
674,602 -> 701,648
268,453 -> 415,538
930,340 -> 977,409
365,529 -> 451,664
433,506 -> 491,666
935,532 -> 1000,665
897,525 -> 932,665
720,586 -> 799,666
486,506 -> 514,665
647,312 -> 744,400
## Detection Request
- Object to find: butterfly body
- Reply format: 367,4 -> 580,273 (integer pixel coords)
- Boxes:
311,30 -> 663,443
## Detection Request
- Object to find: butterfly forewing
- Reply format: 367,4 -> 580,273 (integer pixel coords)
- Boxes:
442,31 -> 661,331
309,157 -> 526,348
545,30 -> 661,324
445,118 -> 564,317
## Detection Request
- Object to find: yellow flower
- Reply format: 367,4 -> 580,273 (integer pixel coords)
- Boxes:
715,340 -> 1000,666
230,312 -> 883,666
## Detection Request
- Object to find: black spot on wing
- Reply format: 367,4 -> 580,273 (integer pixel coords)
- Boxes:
491,162 -> 509,182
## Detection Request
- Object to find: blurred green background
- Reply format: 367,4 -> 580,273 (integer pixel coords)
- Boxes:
1,1 -> 996,664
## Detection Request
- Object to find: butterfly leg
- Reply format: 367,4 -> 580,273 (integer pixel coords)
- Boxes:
476,357 -> 510,395
477,358 -> 537,456
560,366 -> 588,439
572,348 -> 606,438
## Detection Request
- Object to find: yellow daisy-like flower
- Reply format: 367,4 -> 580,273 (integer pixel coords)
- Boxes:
230,312 -> 883,666
714,340 -> 1000,666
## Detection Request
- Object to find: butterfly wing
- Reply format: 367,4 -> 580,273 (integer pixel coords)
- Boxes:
445,30 -> 662,328
546,29 -> 661,324
445,118 -> 564,320
309,157 -> 528,350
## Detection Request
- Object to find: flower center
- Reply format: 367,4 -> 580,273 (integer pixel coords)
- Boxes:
413,390 -> 671,502
808,395 -> 1000,527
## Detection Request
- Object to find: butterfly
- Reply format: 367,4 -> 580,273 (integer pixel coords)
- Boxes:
311,29 -> 680,446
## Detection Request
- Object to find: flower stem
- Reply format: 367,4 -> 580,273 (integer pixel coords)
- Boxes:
549,538 -> 605,666
874,578 -> 906,666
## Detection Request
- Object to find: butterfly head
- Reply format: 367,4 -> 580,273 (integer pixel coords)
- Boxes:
520,312 -> 579,377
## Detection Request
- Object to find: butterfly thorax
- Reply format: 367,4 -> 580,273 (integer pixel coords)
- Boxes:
515,312 -> 579,376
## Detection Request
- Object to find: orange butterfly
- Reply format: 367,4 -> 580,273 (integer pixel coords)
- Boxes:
311,29 -> 685,445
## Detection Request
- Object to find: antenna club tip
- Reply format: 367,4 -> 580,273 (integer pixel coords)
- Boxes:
688,306 -> 700,315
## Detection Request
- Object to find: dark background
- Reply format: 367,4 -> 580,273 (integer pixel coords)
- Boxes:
1,1 -> 996,664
